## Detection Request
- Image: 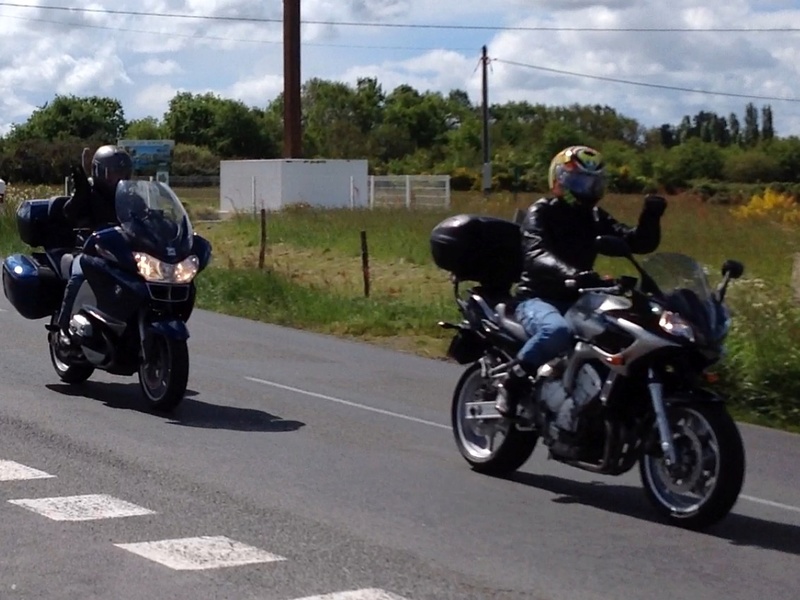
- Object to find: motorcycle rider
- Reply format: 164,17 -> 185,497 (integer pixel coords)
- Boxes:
56,144 -> 133,346
495,145 -> 667,437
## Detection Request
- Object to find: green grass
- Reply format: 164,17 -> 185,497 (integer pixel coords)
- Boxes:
196,267 -> 453,354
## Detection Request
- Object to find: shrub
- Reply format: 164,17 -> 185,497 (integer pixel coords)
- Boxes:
449,167 -> 479,191
731,187 -> 800,225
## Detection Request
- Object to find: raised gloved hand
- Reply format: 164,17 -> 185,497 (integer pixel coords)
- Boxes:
641,194 -> 667,218
70,164 -> 90,199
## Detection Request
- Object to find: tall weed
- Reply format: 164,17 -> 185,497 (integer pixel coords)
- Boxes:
719,279 -> 800,429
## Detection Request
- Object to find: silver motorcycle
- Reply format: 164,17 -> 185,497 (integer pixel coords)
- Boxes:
434,224 -> 745,530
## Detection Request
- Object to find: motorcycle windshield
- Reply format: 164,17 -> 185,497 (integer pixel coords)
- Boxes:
115,180 -> 194,260
639,252 -> 728,344
639,253 -> 713,302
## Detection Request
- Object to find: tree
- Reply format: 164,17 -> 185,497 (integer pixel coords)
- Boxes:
744,102 -> 760,147
163,92 -> 276,158
299,78 -> 362,157
729,113 -> 741,146
124,117 -> 167,139
353,77 -> 385,134
762,105 -> 774,142
8,95 -> 126,142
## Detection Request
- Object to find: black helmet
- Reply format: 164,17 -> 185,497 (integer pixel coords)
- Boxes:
91,145 -> 133,197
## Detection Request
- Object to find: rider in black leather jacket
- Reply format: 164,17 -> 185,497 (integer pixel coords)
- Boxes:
56,145 -> 133,346
495,145 -> 667,426
515,189 -> 664,303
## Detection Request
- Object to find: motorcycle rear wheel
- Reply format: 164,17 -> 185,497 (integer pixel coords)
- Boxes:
451,363 -> 538,475
138,335 -> 189,413
640,402 -> 745,530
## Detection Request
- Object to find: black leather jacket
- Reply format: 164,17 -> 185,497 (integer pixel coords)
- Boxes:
514,197 -> 662,303
62,184 -> 118,231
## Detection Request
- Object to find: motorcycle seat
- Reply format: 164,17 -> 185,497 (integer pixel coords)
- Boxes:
494,303 -> 528,341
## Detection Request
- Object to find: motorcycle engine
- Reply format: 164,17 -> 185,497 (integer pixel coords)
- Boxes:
68,313 -> 111,363
538,363 -> 603,418
572,363 -> 603,410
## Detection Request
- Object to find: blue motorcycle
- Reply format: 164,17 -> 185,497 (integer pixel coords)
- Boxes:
2,180 -> 212,412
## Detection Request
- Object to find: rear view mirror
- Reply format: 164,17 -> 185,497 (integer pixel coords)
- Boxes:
722,259 -> 744,279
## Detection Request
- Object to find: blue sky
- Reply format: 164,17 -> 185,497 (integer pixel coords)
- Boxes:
2,0 -> 800,138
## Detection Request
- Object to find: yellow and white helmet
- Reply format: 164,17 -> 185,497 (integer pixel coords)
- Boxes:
548,145 -> 607,205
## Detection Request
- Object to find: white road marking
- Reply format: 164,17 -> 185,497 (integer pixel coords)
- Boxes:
246,376 -> 449,430
114,535 -> 286,570
292,590 -> 410,600
8,494 -> 155,521
245,376 -> 800,516
0,460 -> 55,481
741,495 -> 800,514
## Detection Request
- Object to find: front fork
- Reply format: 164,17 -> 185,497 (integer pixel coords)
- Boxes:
138,307 -> 191,364
138,309 -> 153,364
647,367 -> 678,468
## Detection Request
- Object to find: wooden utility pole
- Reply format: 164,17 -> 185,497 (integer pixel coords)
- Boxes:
283,0 -> 302,158
481,45 -> 491,197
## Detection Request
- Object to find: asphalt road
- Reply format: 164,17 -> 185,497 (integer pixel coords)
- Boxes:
0,295 -> 798,600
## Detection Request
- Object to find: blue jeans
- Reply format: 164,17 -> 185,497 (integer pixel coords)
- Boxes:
57,255 -> 84,331
514,298 -> 573,373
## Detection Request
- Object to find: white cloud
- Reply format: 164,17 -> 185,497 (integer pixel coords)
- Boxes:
134,83 -> 181,117
226,74 -> 284,107
2,0 -> 800,138
138,59 -> 183,76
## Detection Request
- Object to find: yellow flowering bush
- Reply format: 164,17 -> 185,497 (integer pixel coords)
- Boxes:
731,187 -> 800,225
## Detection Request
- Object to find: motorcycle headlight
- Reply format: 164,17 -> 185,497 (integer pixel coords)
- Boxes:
659,311 -> 696,343
134,253 -> 200,283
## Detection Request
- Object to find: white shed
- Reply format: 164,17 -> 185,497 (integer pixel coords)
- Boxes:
219,158 -> 369,214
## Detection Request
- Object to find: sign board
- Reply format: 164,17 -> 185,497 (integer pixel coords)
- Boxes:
117,139 -> 175,173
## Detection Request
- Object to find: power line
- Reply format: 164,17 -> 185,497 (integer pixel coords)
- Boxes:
493,58 -> 800,103
2,2 -> 800,32
0,13 -> 474,51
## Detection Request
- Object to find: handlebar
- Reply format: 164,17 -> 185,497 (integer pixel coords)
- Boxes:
564,275 -> 638,295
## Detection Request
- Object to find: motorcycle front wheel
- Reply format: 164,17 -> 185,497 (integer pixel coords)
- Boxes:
451,362 -> 538,475
138,334 -> 189,413
640,402 -> 745,530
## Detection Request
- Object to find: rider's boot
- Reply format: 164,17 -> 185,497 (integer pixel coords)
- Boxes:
495,363 -> 531,418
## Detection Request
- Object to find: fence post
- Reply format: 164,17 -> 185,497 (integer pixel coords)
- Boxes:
259,208 -> 267,269
445,176 -> 451,209
360,230 -> 370,298
405,175 -> 411,209
792,253 -> 800,303
252,176 -> 257,216
350,176 -> 355,209
369,175 -> 375,209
